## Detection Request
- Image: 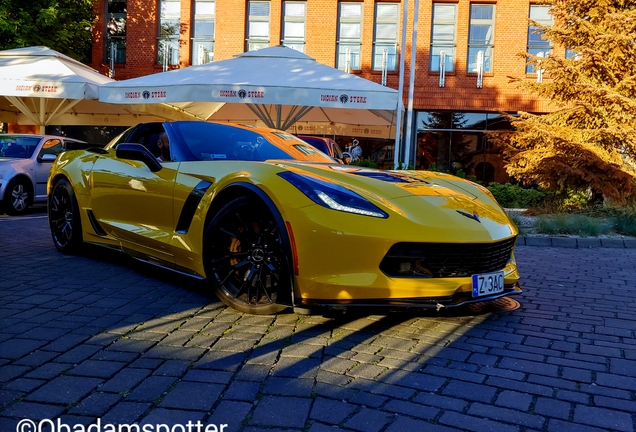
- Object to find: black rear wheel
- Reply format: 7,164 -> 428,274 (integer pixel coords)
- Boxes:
203,196 -> 289,315
49,178 -> 83,253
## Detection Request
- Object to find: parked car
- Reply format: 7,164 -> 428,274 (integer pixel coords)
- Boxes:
0,134 -> 89,215
48,120 -> 521,315
297,135 -> 347,163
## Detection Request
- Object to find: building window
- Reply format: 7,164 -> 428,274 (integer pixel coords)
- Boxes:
373,2 -> 399,71
192,0 -> 215,65
247,1 -> 270,51
337,2 -> 363,71
526,4 -> 553,73
467,4 -> 495,73
158,0 -> 181,66
282,2 -> 306,52
430,3 -> 456,73
415,111 -> 512,183
106,0 -> 126,64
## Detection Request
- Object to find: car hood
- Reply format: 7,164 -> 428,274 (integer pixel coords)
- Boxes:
272,161 -> 484,201
0,158 -> 28,177
268,161 -> 515,239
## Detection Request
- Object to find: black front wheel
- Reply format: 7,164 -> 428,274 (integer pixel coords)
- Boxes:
203,196 -> 290,315
48,178 -> 83,253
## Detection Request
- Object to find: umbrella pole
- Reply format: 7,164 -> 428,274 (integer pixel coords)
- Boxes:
40,98 -> 46,133
280,106 -> 314,131
247,104 -> 276,128
47,99 -> 81,125
5,96 -> 40,126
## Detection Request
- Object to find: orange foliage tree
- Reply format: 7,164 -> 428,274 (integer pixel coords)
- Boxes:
490,0 -> 636,205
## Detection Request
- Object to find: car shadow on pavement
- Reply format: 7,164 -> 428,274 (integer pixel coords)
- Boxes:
64,243 -> 527,428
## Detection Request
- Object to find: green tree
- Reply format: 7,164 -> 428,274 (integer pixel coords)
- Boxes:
0,0 -> 95,62
490,0 -> 636,205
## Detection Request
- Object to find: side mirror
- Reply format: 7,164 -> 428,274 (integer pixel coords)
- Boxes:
38,153 -> 57,163
342,152 -> 352,165
116,143 -> 162,172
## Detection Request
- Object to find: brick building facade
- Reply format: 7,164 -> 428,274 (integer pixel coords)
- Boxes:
88,0 -> 553,181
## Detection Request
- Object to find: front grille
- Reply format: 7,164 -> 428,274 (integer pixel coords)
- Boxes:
380,237 -> 516,278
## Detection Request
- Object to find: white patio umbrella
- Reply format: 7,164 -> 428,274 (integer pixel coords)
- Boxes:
98,46 -> 401,138
0,46 -> 196,133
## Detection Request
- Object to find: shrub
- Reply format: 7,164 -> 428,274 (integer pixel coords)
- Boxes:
612,211 -> 636,236
486,183 -> 548,208
351,159 -> 379,169
535,214 -> 613,237
396,161 -> 414,170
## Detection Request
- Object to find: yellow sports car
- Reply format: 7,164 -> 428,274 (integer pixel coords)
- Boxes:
48,121 -> 521,315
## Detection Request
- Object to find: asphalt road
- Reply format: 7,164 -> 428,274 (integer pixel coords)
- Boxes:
1,209 -> 635,432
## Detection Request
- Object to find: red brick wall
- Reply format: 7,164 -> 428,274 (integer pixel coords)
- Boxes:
89,0 -> 552,113
305,0 -> 338,66
216,1 -> 246,58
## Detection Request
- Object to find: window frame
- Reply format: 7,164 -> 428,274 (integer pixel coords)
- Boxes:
467,4 -> 495,74
526,4 -> 553,74
246,1 -> 271,52
157,0 -> 181,66
372,2 -> 399,71
336,2 -> 363,71
281,1 -> 306,53
191,0 -> 216,65
430,2 -> 457,73
105,0 -> 127,64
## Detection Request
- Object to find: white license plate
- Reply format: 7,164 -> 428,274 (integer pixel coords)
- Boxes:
472,271 -> 505,298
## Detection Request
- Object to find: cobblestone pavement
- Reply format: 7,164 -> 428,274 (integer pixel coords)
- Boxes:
1,211 -> 635,432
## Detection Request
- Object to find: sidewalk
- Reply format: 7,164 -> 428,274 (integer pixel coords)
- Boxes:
1,216 -> 635,432
519,235 -> 636,248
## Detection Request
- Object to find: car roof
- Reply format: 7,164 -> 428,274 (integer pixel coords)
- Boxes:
0,133 -> 85,142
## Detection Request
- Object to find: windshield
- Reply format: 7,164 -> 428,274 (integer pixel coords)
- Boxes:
298,137 -> 330,154
168,122 -> 335,163
0,136 -> 40,159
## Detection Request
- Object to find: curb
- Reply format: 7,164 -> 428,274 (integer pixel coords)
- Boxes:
518,236 -> 636,249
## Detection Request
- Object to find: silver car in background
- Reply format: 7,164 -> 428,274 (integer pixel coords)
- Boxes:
0,134 -> 88,215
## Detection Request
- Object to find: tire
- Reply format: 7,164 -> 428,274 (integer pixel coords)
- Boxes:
203,196 -> 290,315
48,178 -> 83,254
3,177 -> 31,215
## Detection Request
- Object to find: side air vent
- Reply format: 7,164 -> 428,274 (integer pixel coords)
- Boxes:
175,181 -> 213,234
86,209 -> 107,236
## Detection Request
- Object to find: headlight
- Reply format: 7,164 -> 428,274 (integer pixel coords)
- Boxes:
278,171 -> 388,218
